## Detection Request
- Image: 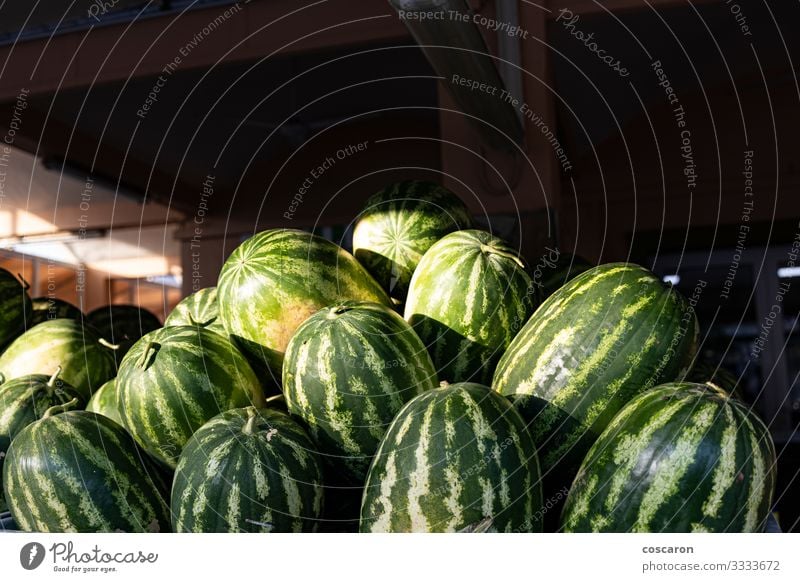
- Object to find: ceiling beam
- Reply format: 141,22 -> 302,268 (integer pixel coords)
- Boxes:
0,0 -> 410,101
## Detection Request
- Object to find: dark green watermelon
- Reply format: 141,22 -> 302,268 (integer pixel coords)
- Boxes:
352,180 -> 473,303
3,408 -> 170,532
0,369 -> 85,512
561,383 -> 776,532
116,325 -> 266,468
171,407 -> 324,532
0,268 -> 32,348
283,301 -> 437,482
360,382 -> 543,532
29,297 -> 82,327
87,304 -> 161,362
687,360 -> 744,399
0,319 -> 116,400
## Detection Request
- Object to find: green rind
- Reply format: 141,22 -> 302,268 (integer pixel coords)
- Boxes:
404,229 -> 537,385
352,180 -> 473,302
217,228 -> 391,374
171,407 -> 324,532
535,253 -> 593,299
116,325 -> 266,468
86,378 -> 123,426
0,373 -> 86,512
0,319 -> 117,400
493,263 -> 698,482
360,382 -> 543,532
561,383 -> 777,532
164,287 -> 225,335
3,410 -> 170,532
0,268 -> 32,348
283,301 -> 438,482
29,297 -> 82,327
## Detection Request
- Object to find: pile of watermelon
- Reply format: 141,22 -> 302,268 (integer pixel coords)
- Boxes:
0,180 -> 777,533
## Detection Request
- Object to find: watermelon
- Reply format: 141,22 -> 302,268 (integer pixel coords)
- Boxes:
29,297 -> 82,327
0,319 -> 117,400
171,407 -> 324,532
116,325 -> 266,468
360,382 -> 542,532
352,180 -> 473,302
87,304 -> 161,362
561,382 -> 776,532
3,407 -> 170,532
0,369 -> 85,512
86,378 -> 123,426
492,263 -> 698,515
687,360 -> 744,399
404,229 -> 537,385
283,301 -> 437,481
0,268 -> 31,348
217,228 -> 390,375
164,286 -> 224,334
533,251 -> 593,299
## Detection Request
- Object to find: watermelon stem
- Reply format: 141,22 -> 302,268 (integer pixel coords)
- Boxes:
138,341 -> 160,369
242,407 -> 259,435
99,338 -> 121,351
17,273 -> 30,291
46,366 -> 63,391
42,398 -> 80,419
479,245 -> 526,269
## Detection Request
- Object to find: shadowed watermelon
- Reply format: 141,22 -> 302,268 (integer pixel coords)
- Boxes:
29,297 -> 82,327
0,268 -> 31,349
87,304 -> 161,362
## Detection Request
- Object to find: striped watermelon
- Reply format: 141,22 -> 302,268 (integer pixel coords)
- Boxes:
0,319 -> 117,400
561,382 -> 776,532
3,408 -> 170,532
493,263 -> 698,514
217,229 -> 390,375
404,230 -> 537,385
283,301 -> 437,481
0,369 -> 85,512
86,378 -> 123,426
352,181 -> 473,302
116,325 -> 266,468
164,286 -> 224,334
360,382 -> 543,532
0,268 -> 31,348
29,297 -> 82,327
171,407 -> 324,532
87,304 -> 161,362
